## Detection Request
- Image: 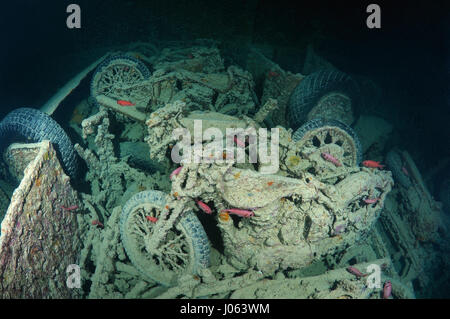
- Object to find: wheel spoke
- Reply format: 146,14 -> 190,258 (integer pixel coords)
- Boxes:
123,202 -> 192,276
159,237 -> 180,250
164,250 -> 188,258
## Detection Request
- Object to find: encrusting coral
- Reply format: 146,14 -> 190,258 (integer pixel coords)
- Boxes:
76,108 -> 170,211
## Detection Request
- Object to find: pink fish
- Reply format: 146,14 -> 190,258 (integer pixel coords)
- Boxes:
146,216 -> 158,223
91,220 -> 104,228
234,136 -> 246,148
267,70 -> 280,79
169,166 -> 183,180
362,160 -> 385,169
383,281 -> 392,299
117,100 -> 135,106
221,208 -> 254,218
363,197 -> 381,204
62,205 -> 78,211
321,152 -> 342,167
346,266 -> 367,277
402,166 -> 409,176
196,200 -> 212,214
333,224 -> 346,235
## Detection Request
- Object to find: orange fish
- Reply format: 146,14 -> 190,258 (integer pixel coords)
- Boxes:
362,160 -> 385,169
117,100 -> 135,106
